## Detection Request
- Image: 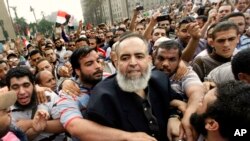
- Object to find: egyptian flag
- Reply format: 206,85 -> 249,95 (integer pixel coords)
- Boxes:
22,37 -> 30,47
68,15 -> 74,30
56,10 -> 71,27
86,23 -> 93,30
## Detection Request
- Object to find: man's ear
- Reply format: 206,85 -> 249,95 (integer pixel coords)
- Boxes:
75,69 -> 80,77
238,73 -> 250,83
237,34 -> 240,44
209,39 -> 214,48
205,118 -> 219,131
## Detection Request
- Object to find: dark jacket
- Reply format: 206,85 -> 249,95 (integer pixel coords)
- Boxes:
86,69 -> 180,141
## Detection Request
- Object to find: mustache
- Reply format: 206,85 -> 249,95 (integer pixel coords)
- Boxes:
93,69 -> 103,75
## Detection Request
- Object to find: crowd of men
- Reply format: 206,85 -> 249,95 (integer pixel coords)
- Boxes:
1,0 -> 250,141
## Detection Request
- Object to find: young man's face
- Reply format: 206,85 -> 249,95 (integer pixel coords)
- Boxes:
236,0 -> 247,12
9,76 -> 34,106
218,5 -> 232,19
105,32 -> 113,42
76,50 -> 103,86
176,23 -> 191,45
67,41 -> 76,51
76,41 -> 89,48
89,38 -> 97,49
135,25 -> 145,35
0,62 -> 9,80
30,53 -> 43,66
154,48 -> 180,77
44,49 -> 57,63
152,28 -> 166,42
37,60 -> 53,73
159,20 -> 171,32
228,16 -> 246,35
211,29 -> 239,58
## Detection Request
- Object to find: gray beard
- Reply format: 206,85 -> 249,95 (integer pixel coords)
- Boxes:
116,64 -> 152,92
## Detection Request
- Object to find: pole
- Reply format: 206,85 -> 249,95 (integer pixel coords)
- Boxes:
30,6 -> 38,24
108,0 -> 113,24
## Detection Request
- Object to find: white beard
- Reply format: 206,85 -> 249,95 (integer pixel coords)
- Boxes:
116,64 -> 152,92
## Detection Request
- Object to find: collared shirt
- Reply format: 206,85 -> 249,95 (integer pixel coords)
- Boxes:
10,91 -> 61,141
57,77 -> 91,128
237,35 -> 250,50
135,92 -> 160,138
170,66 -> 203,101
175,38 -> 206,59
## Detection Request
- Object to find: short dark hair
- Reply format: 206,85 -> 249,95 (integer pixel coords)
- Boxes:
0,60 -> 7,65
211,21 -> 239,39
29,49 -> 42,58
151,26 -> 166,35
208,81 -> 250,140
177,16 -> 195,28
232,48 -> 250,80
221,12 -> 245,22
7,53 -> 18,60
116,28 -> 126,33
196,15 -> 208,23
75,37 -> 90,45
156,40 -> 182,58
6,67 -> 35,88
36,58 -> 51,72
70,47 -> 96,75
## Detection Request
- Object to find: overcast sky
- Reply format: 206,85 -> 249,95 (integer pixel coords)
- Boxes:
4,0 -> 83,23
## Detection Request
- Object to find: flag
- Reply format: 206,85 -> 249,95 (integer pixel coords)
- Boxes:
56,10 -> 71,27
68,15 -> 74,30
22,37 -> 30,48
86,23 -> 93,30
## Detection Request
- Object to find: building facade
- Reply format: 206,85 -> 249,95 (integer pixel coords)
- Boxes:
0,0 -> 16,41
81,0 -> 168,25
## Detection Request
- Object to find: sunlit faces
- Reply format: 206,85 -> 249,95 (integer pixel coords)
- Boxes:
154,48 -> 180,77
211,29 -> 239,58
9,76 -> 34,106
76,50 -> 103,86
116,37 -> 152,92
